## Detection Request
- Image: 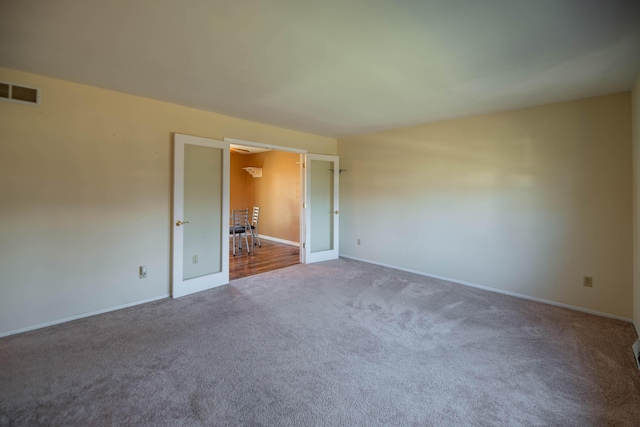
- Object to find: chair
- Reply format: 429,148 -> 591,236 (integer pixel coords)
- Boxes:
250,206 -> 261,248
229,208 -> 251,256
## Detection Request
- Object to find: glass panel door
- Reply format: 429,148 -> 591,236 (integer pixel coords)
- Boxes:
172,134 -> 229,297
304,154 -> 339,263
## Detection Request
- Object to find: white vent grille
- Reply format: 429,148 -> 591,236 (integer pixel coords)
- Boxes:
0,81 -> 40,105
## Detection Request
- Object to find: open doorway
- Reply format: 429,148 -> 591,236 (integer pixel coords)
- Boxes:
229,143 -> 302,280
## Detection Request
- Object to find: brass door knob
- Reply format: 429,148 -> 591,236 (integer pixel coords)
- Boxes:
176,220 -> 190,226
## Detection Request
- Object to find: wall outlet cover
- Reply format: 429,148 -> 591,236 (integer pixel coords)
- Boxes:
632,339 -> 640,370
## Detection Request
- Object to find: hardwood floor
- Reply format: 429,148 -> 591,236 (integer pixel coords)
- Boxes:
229,239 -> 300,280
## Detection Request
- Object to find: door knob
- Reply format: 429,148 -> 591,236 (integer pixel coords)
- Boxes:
176,220 -> 190,226
334,210 -> 339,214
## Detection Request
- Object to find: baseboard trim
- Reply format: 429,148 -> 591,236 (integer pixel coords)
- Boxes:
634,320 -> 640,339
339,254 -> 633,323
260,235 -> 299,247
0,294 -> 170,339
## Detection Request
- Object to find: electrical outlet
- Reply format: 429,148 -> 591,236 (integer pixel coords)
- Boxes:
357,238 -> 361,246
583,276 -> 593,288
139,265 -> 147,279
192,254 -> 199,264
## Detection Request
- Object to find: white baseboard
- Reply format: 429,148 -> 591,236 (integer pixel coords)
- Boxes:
0,294 -> 170,338
339,254 -> 633,324
260,235 -> 300,247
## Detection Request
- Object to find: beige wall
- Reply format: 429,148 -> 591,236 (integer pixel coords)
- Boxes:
247,151 -> 302,243
339,93 -> 633,319
230,151 -> 301,243
231,151 -> 252,212
0,67 -> 336,336
633,74 -> 640,332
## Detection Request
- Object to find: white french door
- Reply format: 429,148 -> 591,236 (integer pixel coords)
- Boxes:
172,134 -> 230,298
304,154 -> 340,263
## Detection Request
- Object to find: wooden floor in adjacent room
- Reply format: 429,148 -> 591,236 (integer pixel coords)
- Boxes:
229,239 -> 300,280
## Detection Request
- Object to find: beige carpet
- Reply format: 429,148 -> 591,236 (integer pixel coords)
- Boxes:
1,258 -> 639,426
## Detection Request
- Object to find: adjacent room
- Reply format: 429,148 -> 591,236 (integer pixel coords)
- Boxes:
1,0 -> 640,425
229,144 -> 302,279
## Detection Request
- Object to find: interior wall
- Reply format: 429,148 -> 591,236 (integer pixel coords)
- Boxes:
0,67 -> 336,336
229,150 -> 301,243
633,74 -> 640,333
339,93 -> 633,319
230,151 -> 252,212
245,151 -> 301,243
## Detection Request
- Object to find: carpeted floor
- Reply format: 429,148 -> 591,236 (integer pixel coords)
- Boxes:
1,258 -> 639,426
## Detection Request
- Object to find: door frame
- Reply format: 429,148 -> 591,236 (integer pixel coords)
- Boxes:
224,138 -> 340,265
224,137 -> 308,264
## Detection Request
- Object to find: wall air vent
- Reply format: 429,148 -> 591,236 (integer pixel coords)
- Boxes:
0,81 -> 40,105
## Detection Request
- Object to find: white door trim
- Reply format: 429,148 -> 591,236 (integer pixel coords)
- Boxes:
223,137 -> 307,154
226,137 -> 307,265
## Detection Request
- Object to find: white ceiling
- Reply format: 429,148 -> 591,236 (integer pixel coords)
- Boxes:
1,0 -> 639,137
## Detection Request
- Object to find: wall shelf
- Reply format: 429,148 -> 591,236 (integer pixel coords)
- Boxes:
243,167 -> 262,178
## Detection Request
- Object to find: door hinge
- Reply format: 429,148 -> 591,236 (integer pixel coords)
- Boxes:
303,243 -> 306,249
303,202 -> 306,208
303,162 -> 306,168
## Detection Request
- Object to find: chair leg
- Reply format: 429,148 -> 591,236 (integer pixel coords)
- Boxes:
231,234 -> 236,256
243,232 -> 250,254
